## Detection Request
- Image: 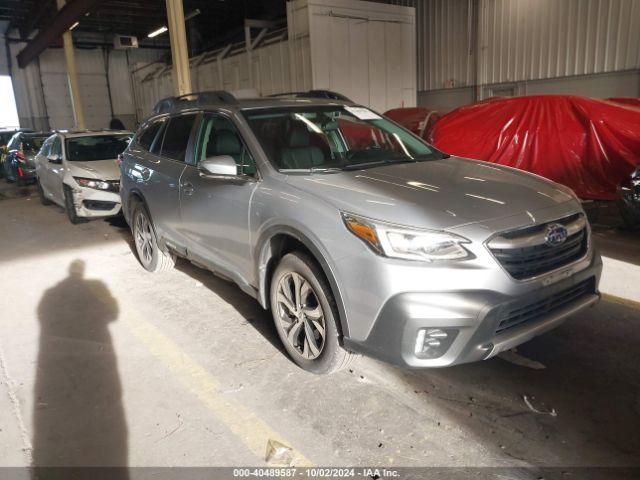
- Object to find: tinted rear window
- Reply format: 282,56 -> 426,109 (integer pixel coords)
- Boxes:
160,114 -> 197,161
138,121 -> 163,151
65,135 -> 132,162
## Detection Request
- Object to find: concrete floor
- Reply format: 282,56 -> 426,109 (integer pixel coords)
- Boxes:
1,182 -> 639,477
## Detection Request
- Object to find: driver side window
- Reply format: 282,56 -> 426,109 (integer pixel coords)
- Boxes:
196,114 -> 256,176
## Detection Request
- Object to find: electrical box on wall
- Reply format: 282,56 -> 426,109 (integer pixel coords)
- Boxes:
114,35 -> 139,49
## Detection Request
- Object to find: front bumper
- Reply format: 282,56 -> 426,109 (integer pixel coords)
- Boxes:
71,186 -> 122,218
343,253 -> 602,367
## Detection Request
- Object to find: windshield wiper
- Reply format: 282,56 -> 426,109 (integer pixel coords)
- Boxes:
341,158 -> 416,171
278,167 -> 343,174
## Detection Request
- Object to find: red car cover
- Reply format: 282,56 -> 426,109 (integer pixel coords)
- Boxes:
427,95 -> 640,200
384,107 -> 441,140
608,97 -> 640,109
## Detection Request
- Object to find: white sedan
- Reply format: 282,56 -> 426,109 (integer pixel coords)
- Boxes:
35,130 -> 132,224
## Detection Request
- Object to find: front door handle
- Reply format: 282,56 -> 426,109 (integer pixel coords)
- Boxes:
181,181 -> 194,196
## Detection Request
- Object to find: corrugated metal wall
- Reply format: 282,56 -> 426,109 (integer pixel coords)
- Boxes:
305,0 -> 417,111
417,0 -> 474,91
10,43 -> 162,131
131,29 -> 303,118
418,0 -> 640,91
481,0 -> 640,84
133,0 -> 416,117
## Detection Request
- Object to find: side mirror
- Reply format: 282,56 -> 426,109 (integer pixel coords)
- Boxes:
199,155 -> 237,176
47,154 -> 62,164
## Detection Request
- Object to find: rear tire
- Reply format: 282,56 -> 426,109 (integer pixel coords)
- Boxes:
270,252 -> 356,374
131,201 -> 175,273
64,186 -> 87,224
37,179 -> 52,205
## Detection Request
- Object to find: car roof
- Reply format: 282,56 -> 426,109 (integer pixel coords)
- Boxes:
57,130 -> 132,139
144,97 -> 354,124
145,90 -> 355,123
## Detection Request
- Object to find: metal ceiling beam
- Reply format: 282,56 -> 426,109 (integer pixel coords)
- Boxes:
18,0 -> 53,39
16,0 -> 101,68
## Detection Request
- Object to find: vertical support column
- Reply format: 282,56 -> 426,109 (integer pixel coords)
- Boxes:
245,24 -> 253,87
57,0 -> 85,129
165,0 -> 192,96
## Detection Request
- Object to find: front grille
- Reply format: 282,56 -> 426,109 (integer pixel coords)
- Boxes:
83,200 -> 117,211
496,277 -> 595,334
489,213 -> 588,280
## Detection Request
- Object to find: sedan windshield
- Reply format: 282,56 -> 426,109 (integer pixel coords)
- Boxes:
65,135 -> 131,162
242,105 -> 444,172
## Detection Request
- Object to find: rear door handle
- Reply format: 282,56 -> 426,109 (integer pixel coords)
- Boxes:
181,181 -> 194,196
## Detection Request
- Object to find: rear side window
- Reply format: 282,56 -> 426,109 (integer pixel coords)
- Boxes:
138,121 -> 163,151
160,114 -> 197,161
150,121 -> 167,155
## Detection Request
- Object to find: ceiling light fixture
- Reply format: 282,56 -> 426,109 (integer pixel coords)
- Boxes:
146,9 -> 200,38
147,26 -> 168,38
70,21 -> 79,31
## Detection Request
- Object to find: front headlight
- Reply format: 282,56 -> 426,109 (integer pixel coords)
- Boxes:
342,212 -> 472,262
74,177 -> 111,191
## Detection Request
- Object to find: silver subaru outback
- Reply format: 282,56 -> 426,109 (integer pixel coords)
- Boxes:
120,91 -> 602,374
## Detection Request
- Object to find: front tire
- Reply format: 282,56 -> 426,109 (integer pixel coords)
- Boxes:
270,252 -> 356,374
64,186 -> 87,224
131,202 -> 175,272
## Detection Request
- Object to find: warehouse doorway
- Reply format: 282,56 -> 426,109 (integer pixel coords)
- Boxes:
0,76 -> 19,128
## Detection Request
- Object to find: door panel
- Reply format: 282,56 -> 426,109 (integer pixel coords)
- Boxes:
136,114 -> 197,242
178,113 -> 259,287
47,136 -> 65,205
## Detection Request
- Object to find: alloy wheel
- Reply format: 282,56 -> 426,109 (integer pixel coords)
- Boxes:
134,211 -> 154,266
275,272 -> 326,360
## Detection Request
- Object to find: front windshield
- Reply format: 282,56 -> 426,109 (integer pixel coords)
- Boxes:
65,135 -> 131,162
242,105 -> 444,172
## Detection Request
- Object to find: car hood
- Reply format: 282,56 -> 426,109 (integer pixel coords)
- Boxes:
67,159 -> 120,181
285,156 -> 576,230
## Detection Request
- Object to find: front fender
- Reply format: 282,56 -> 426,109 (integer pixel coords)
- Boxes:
254,224 -> 350,339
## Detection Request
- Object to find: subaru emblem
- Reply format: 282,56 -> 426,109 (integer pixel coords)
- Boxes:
545,223 -> 568,247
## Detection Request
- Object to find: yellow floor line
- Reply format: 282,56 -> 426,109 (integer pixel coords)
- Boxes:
601,293 -> 640,310
124,310 -> 313,467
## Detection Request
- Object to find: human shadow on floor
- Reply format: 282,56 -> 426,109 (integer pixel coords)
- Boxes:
32,260 -> 129,480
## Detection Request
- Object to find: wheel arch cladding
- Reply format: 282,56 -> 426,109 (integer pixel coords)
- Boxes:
256,226 -> 350,339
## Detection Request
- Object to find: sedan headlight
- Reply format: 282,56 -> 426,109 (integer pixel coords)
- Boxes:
74,177 -> 112,191
342,212 -> 472,262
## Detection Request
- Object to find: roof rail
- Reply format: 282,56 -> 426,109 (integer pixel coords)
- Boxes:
153,90 -> 237,114
269,90 -> 351,102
